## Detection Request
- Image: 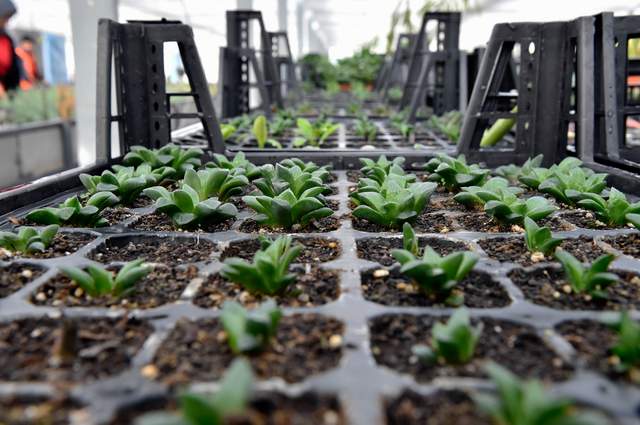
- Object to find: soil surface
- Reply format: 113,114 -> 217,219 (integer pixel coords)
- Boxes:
239,216 -> 341,234
128,212 -> 234,233
194,266 -> 340,309
88,235 -> 217,265
101,206 -> 138,226
130,195 -> 155,209
346,170 -> 363,183
0,232 -> 96,261
351,212 -> 455,234
386,390 -> 491,425
356,236 -> 470,266
413,212 -> 457,233
110,392 -> 345,425
361,267 -> 510,308
0,316 -> 151,382
478,236 -> 608,266
559,209 -> 615,230
221,236 -> 341,263
31,264 -> 198,309
0,395 -> 84,425
455,214 -> 571,233
602,233 -> 640,258
0,263 -> 45,298
556,320 -> 638,384
508,266 -> 640,310
151,314 -> 344,385
427,194 -> 474,213
325,198 -> 340,211
370,314 -> 573,382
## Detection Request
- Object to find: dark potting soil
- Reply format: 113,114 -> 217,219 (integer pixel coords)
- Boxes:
454,214 -> 572,233
370,314 -> 573,382
109,392 -> 345,425
478,236 -> 608,266
130,194 -> 155,209
239,216 -> 342,234
327,185 -> 339,197
31,264 -> 198,309
0,263 -> 45,298
88,235 -> 217,265
556,320 -> 639,384
101,206 -> 138,226
602,233 -> 640,258
351,213 -> 455,234
0,316 -> 151,382
221,236 -> 341,263
385,390 -> 490,425
128,212 -> 234,233
508,266 -> 640,310
325,172 -> 339,184
427,194 -> 475,213
361,267 -> 510,308
412,212 -> 456,233
346,170 -> 363,183
356,236 -> 470,266
0,395 -> 84,425
193,266 -> 340,309
559,209 -> 615,230
0,232 -> 96,261
151,314 -> 344,385
326,198 -> 340,211
228,195 -> 249,211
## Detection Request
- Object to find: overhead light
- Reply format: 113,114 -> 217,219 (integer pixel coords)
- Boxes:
311,21 -> 320,30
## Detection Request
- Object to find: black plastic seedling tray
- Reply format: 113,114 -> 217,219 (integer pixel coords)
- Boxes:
1,149 -> 640,425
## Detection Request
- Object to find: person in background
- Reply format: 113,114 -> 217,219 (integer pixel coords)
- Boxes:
0,0 -> 17,97
16,35 -> 41,90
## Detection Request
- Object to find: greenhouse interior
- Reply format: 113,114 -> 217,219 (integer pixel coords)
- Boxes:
1,0 -> 640,424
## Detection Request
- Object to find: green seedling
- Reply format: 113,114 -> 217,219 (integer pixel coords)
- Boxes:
576,188 -> 640,229
292,117 -> 340,148
391,246 -> 478,306
351,175 -> 436,228
475,363 -> 608,425
60,259 -> 151,298
183,168 -> 248,202
243,188 -> 333,229
484,193 -> 556,225
123,144 -> 203,179
221,300 -> 282,354
221,235 -> 302,296
252,115 -> 282,149
555,250 -> 618,299
523,217 -> 562,256
207,152 -> 264,180
425,154 -> 490,190
453,177 -> 523,208
135,358 -> 253,425
0,225 -> 59,254
353,115 -> 378,141
26,193 -> 119,227
143,185 -> 237,228
412,308 -> 482,365
602,312 -> 640,378
80,164 -> 172,205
